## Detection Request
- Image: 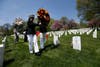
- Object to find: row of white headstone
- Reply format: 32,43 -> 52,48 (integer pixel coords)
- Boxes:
47,28 -> 97,39
14,28 -> 96,39
47,28 -> 97,51
47,28 -> 94,37
12,28 -> 97,51
0,37 -> 7,67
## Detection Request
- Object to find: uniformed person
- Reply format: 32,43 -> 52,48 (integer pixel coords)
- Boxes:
37,8 -> 50,52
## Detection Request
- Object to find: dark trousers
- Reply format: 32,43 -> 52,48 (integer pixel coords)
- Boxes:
24,34 -> 28,42
14,33 -> 19,43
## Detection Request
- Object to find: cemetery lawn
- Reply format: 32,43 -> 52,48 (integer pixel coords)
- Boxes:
0,36 -> 3,44
4,31 -> 100,67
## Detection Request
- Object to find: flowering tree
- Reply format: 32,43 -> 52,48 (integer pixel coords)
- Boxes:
60,17 -> 69,25
68,19 -> 78,29
88,18 -> 100,28
50,20 -> 62,30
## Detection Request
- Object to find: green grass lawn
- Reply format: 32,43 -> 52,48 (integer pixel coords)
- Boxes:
0,36 -> 3,44
4,31 -> 100,67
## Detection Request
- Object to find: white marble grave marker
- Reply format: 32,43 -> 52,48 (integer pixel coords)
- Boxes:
53,34 -> 59,45
72,36 -> 81,51
65,31 -> 67,36
0,44 -> 4,67
68,30 -> 71,35
86,29 -> 93,35
49,32 -> 52,37
93,29 -> 97,38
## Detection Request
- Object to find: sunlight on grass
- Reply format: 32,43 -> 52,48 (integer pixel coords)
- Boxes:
4,31 -> 100,67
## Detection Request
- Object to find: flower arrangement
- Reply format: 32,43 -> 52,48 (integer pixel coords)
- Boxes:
37,8 -> 50,23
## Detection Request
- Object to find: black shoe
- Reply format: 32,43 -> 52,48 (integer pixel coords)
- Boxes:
35,52 -> 41,56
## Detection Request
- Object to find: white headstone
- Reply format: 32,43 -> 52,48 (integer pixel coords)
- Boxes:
68,30 -> 71,35
49,32 -> 52,37
72,36 -> 81,51
80,31 -> 82,35
65,31 -> 67,36
93,29 -> 97,38
0,44 -> 4,67
58,34 -> 61,37
53,34 -> 59,45
86,29 -> 93,35
74,30 -> 77,35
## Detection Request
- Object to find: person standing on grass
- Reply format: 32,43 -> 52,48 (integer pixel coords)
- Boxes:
13,17 -> 23,43
26,15 -> 41,56
13,28 -> 19,43
37,8 -> 50,52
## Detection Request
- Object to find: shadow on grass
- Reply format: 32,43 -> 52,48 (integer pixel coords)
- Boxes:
41,43 -> 60,53
5,49 -> 12,53
3,58 -> 15,67
14,41 -> 27,45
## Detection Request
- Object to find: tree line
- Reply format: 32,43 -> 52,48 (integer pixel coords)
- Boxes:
0,17 -> 79,36
0,0 -> 100,36
77,0 -> 100,28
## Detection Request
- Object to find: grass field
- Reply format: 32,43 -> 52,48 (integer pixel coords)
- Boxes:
0,36 -> 3,44
4,31 -> 100,67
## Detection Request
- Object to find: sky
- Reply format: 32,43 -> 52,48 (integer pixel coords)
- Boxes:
0,0 -> 79,25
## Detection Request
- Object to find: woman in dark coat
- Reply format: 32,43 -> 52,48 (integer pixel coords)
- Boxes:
27,15 -> 40,56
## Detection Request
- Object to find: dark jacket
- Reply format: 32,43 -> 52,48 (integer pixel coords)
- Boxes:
39,21 -> 47,33
38,13 -> 50,33
26,22 -> 38,35
40,24 -> 47,33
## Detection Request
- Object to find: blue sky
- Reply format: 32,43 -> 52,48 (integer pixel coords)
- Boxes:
0,0 -> 79,25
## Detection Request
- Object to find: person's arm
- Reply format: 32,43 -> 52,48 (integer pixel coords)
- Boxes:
44,13 -> 50,22
33,22 -> 40,26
